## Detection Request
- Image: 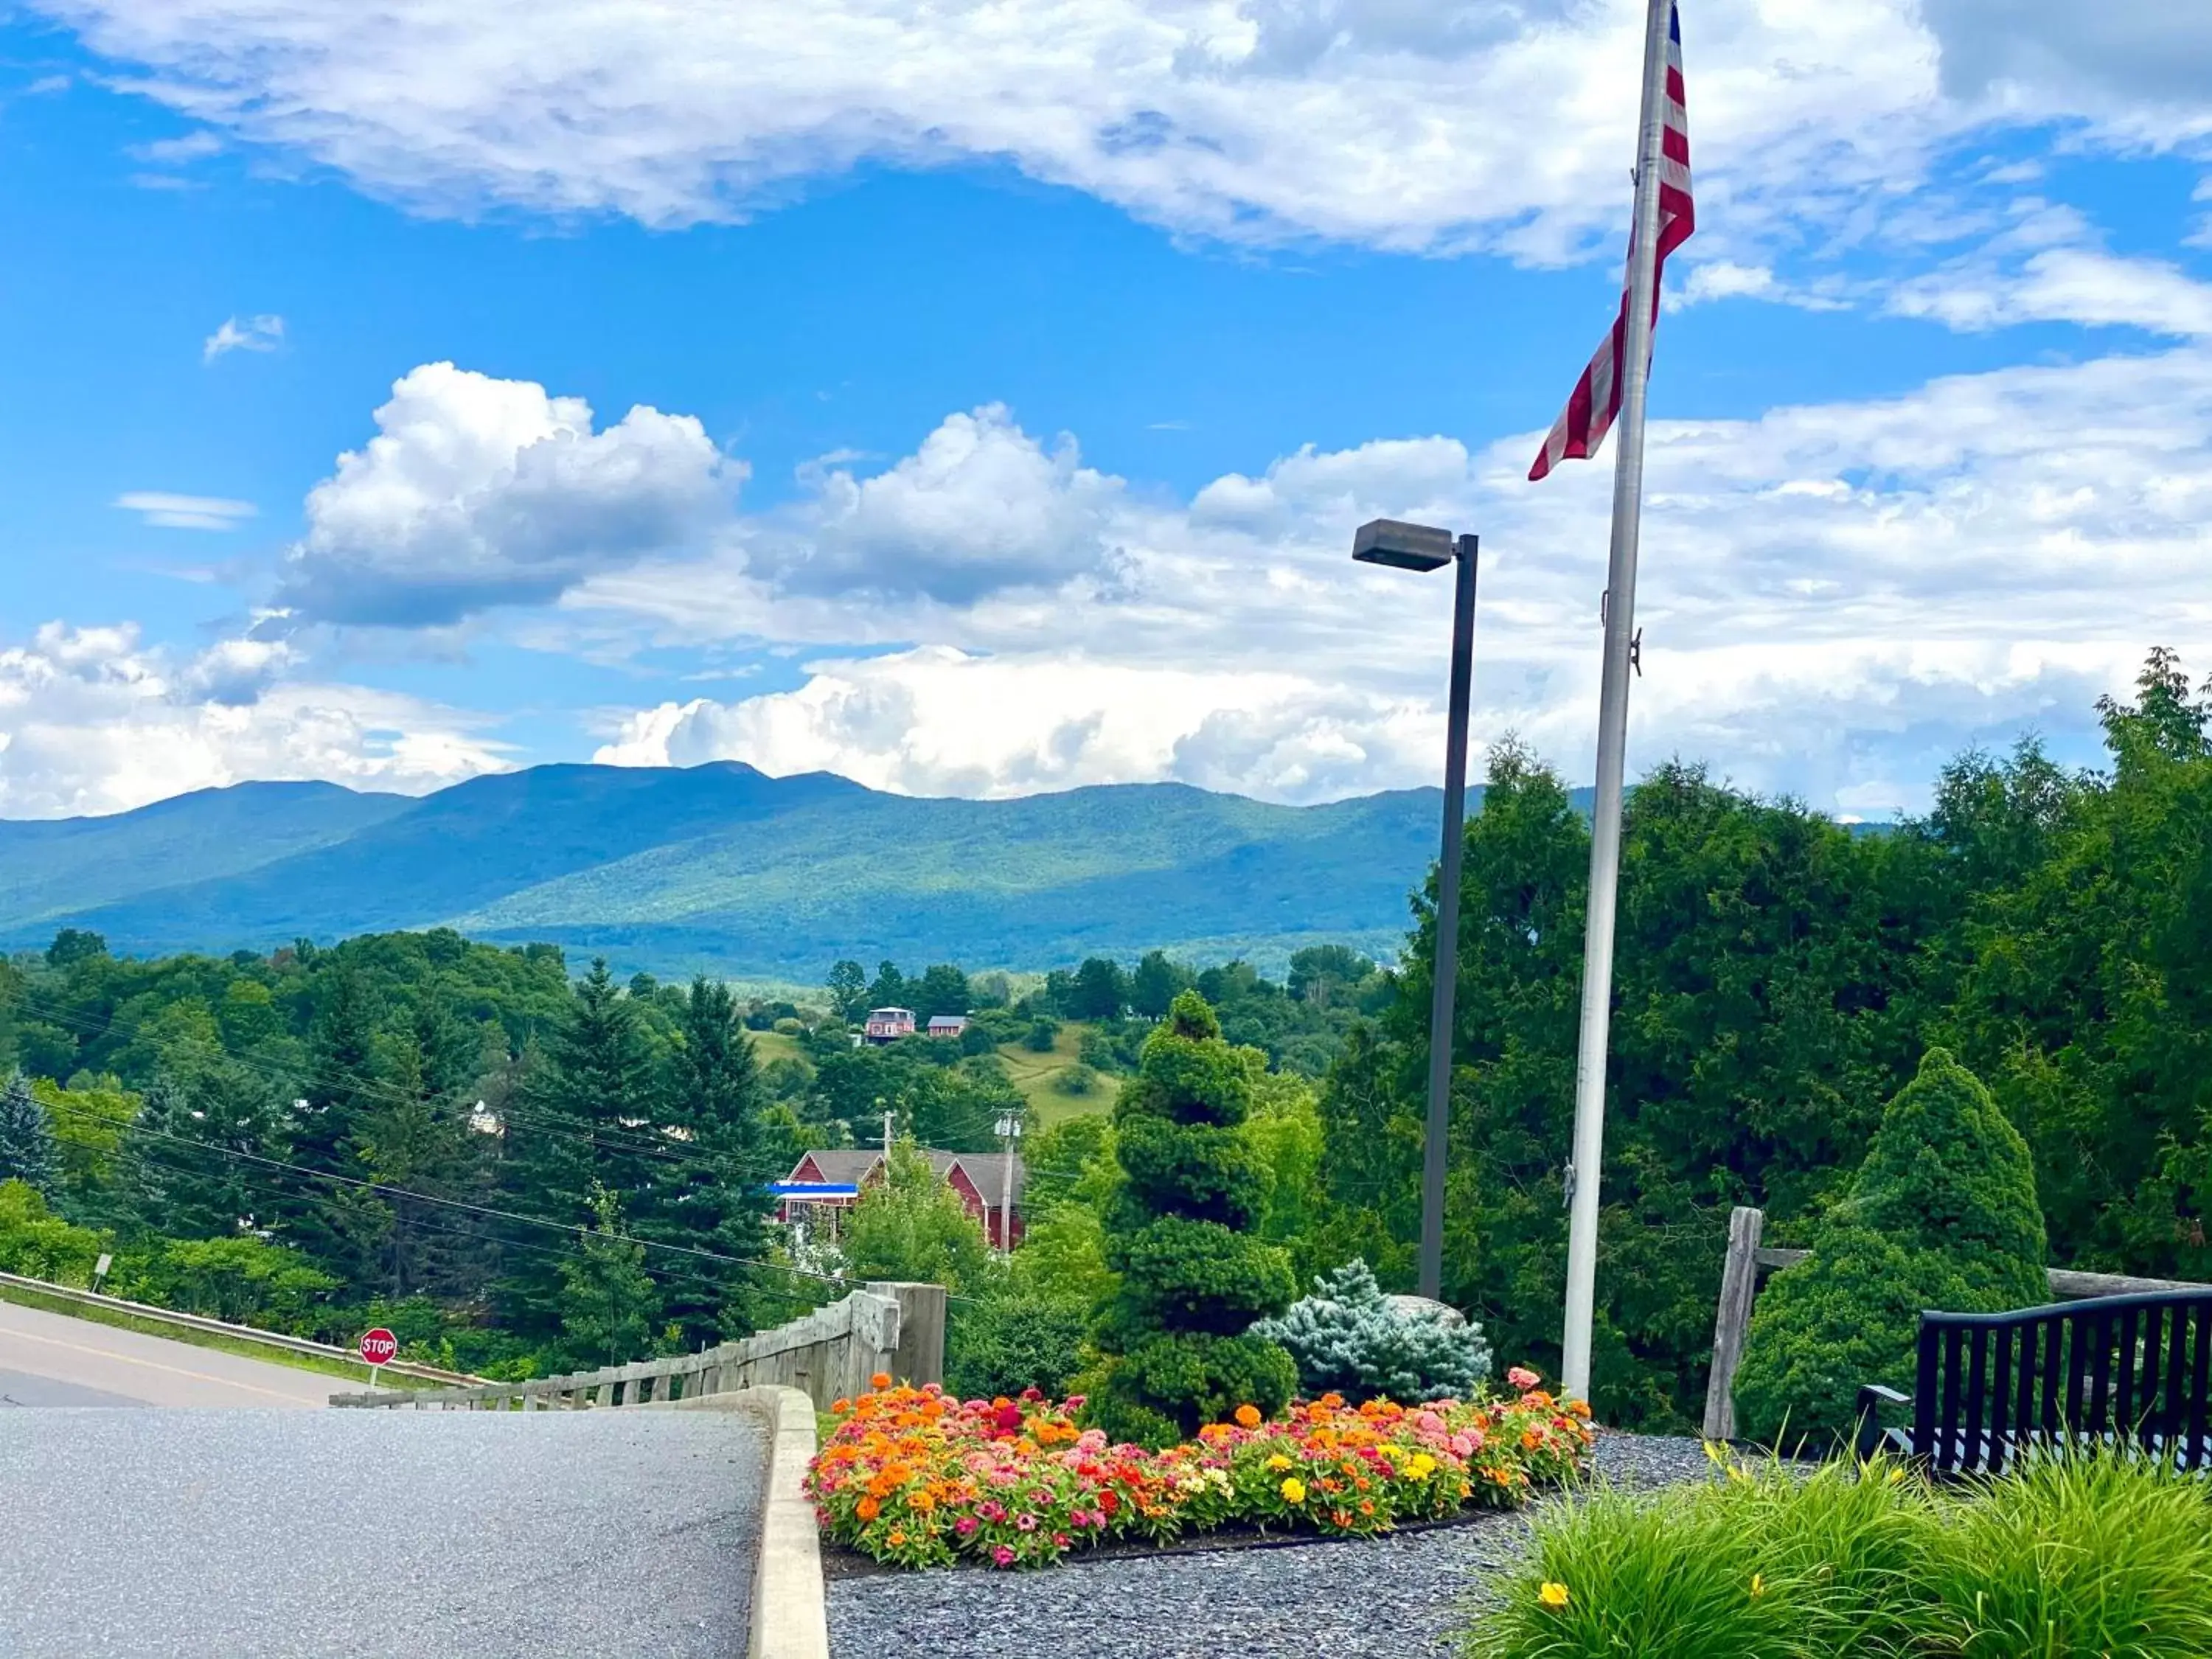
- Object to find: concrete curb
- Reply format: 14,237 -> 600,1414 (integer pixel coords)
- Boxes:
665,1384 -> 830,1659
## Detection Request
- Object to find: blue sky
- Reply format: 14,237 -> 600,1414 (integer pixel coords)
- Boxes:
1,0 -> 2208,820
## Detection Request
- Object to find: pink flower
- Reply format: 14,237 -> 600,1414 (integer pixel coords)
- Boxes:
978,1500 -> 1006,1523
1054,1532 -> 1071,1548
992,1545 -> 1016,1568
1015,1513 -> 1040,1532
955,1517 -> 979,1537
1507,1366 -> 1541,1391
1066,1395 -> 1088,1411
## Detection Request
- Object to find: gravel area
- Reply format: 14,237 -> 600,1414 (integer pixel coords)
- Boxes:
827,1433 -> 1715,1659
0,1409 -> 766,1658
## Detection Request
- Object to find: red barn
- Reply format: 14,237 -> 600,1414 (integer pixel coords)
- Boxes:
776,1147 -> 1026,1249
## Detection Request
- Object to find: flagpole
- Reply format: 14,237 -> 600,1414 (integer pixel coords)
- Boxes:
1559,0 -> 1676,1408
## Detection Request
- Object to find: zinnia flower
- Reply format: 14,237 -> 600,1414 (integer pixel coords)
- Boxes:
955,1517 -> 979,1537
1539,1582 -> 1571,1610
872,1372 -> 893,1390
1234,1404 -> 1262,1429
992,1545 -> 1015,1568
855,1497 -> 881,1522
1015,1513 -> 1040,1532
1506,1367 -> 1541,1391
1280,1478 -> 1307,1503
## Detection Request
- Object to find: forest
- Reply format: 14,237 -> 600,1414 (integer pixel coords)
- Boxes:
0,650 -> 2207,1424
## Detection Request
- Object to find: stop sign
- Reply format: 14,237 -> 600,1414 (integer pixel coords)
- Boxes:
358,1328 -> 398,1367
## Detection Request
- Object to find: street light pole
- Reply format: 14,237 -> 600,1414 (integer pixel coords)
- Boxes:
1352,520 -> 1480,1302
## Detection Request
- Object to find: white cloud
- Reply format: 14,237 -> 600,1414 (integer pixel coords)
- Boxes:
573,344 -> 2212,814
202,313 -> 283,362
28,0 -> 1959,257
276,361 -> 739,627
114,490 -> 257,531
1921,0 -> 2212,121
1889,245 -> 2212,338
0,622 -> 509,818
758,406 -> 1125,601
594,646 -> 1441,802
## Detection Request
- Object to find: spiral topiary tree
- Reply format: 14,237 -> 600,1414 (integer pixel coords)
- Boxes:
1092,990 -> 1298,1447
1734,1048 -> 2047,1448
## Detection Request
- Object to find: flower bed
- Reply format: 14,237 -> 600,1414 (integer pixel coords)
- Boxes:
807,1366 -> 1596,1570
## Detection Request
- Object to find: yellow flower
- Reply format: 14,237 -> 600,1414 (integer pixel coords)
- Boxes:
1885,1466 -> 1907,1486
1280,1477 -> 1307,1503
1405,1452 -> 1437,1479
1539,1582 -> 1571,1611
1266,1454 -> 1294,1472
1750,1573 -> 1766,1599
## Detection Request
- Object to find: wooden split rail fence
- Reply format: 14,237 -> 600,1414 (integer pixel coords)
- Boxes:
330,1280 -> 946,1413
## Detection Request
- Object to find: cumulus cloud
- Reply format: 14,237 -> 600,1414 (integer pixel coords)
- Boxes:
594,646 -> 1443,801
276,361 -> 738,627
577,344 -> 2212,814
203,313 -> 283,362
0,622 -> 508,817
756,408 -> 1125,602
114,491 -> 257,530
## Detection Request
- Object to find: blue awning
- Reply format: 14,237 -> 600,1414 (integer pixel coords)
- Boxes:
771,1181 -> 860,1199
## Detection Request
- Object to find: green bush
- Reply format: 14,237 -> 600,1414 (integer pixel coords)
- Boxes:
0,1178 -> 107,1284
1734,1049 -> 2048,1449
1469,1449 -> 2212,1659
1023,1018 -> 1060,1053
945,1290 -> 1091,1401
1054,1062 -> 1099,1096
1251,1259 -> 1491,1403
1093,992 -> 1298,1445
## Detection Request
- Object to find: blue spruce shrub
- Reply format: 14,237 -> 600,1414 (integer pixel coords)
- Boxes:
1252,1259 -> 1492,1404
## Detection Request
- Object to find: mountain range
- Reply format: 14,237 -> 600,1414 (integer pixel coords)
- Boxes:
0,763 -> 1505,981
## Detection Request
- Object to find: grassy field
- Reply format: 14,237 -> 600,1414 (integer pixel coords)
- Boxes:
748,1027 -> 807,1070
0,1279 -> 449,1391
996,1023 -> 1119,1127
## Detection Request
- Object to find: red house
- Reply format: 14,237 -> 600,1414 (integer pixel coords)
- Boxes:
776,1147 -> 1026,1249
863,1007 -> 917,1044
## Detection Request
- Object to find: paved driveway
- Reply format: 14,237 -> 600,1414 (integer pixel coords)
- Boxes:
0,1409 -> 765,1658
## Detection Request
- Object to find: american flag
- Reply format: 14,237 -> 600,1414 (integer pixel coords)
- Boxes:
1528,3 -> 1695,482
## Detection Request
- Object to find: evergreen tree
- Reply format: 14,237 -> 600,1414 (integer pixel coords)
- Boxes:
122,1065 -> 290,1242
1734,1048 -> 2048,1447
559,1183 -> 662,1368
912,964 -> 973,1021
281,964 -> 383,1276
354,995 -> 480,1298
866,961 -> 908,1009
653,976 -> 776,1343
497,960 -> 658,1336
0,1071 -> 60,1198
1093,991 -> 1298,1446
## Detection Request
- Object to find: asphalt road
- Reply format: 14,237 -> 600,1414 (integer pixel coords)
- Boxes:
0,1408 -> 766,1658
0,1298 -> 339,1408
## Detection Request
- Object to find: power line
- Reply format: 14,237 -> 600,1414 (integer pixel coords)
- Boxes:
40,1095 -> 861,1292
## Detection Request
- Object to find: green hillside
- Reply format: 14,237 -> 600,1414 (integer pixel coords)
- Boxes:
0,763 -> 1478,977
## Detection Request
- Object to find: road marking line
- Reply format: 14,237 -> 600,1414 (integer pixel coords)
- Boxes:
0,1324 -> 323,1405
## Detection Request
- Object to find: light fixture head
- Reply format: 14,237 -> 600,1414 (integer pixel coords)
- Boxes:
1352,518 -> 1456,572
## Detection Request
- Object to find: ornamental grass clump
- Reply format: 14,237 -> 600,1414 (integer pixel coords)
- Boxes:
1468,1445 -> 2212,1659
808,1370 -> 1594,1571
1733,1048 -> 2048,1449
1091,990 -> 1299,1447
1253,1259 -> 1492,1404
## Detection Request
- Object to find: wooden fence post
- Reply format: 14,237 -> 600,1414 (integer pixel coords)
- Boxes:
1703,1206 -> 1766,1441
866,1281 -> 947,1388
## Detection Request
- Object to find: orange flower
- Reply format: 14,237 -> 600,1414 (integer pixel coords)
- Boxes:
886,1528 -> 907,1548
872,1371 -> 893,1389
1234,1404 -> 1262,1429
832,1398 -> 852,1415
856,1496 -> 882,1522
